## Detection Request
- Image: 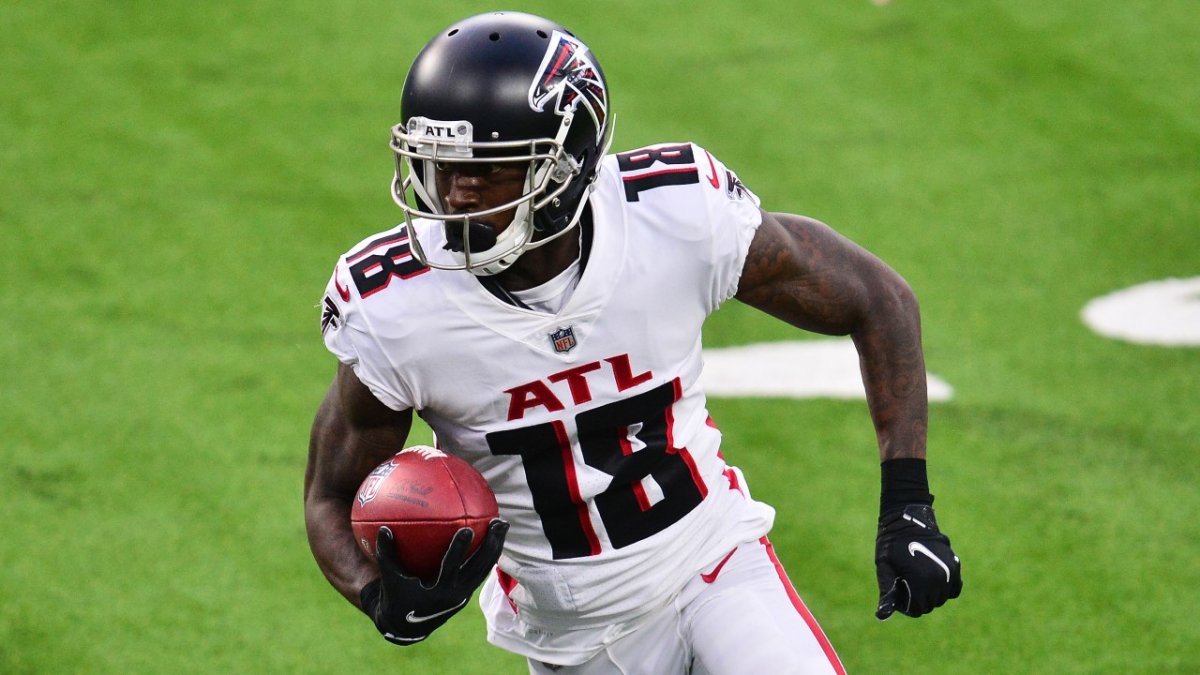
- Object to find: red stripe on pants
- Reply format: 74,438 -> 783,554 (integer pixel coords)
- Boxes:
759,536 -> 847,675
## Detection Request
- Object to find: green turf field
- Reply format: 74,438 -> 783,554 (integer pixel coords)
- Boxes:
3,1 -> 1197,672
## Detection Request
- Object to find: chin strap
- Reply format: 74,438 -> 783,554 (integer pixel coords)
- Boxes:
459,200 -> 535,276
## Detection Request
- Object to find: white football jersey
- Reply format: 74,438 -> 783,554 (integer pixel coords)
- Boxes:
321,142 -> 775,662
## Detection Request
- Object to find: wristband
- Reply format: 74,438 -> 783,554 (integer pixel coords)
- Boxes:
879,458 -> 933,516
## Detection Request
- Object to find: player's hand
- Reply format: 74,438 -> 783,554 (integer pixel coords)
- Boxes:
360,519 -> 508,645
874,504 -> 962,620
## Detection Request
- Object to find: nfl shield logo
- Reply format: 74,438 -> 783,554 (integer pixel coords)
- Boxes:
550,326 -> 577,353
356,459 -> 397,507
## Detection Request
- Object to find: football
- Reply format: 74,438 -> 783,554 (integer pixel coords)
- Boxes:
351,445 -> 498,582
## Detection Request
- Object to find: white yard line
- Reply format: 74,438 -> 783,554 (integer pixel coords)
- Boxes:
1082,277 -> 1200,346
700,339 -> 955,401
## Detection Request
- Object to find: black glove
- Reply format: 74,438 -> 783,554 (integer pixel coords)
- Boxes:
875,503 -> 962,619
360,519 -> 508,645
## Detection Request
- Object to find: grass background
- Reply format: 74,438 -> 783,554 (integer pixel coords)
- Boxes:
2,1 -> 1197,672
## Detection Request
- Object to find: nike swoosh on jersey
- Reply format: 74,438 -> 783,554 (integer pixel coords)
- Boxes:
700,548 -> 737,583
405,598 -> 468,624
908,541 -> 951,582
334,276 -> 351,302
703,150 -> 720,189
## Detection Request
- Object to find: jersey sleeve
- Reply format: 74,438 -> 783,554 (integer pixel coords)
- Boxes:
609,142 -> 763,313
692,144 -> 763,310
319,257 -> 415,412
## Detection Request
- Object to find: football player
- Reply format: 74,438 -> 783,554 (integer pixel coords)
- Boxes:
305,11 -> 962,674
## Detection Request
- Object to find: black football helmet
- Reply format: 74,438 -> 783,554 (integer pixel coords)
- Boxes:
390,12 -> 613,276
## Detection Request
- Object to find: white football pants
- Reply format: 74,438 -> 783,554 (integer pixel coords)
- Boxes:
527,537 -> 845,675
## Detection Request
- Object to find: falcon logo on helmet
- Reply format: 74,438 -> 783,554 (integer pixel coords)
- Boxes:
528,31 -> 608,142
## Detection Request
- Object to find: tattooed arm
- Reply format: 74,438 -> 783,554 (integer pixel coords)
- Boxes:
734,211 -> 927,462
736,211 -> 963,619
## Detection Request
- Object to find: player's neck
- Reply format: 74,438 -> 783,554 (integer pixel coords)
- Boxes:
493,232 -> 579,292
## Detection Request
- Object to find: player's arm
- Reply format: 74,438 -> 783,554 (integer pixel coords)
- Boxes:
304,362 -> 508,644
735,210 -> 962,619
305,362 -> 413,607
735,211 -> 926,461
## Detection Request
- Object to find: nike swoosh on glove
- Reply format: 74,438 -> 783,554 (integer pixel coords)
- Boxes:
875,504 -> 962,620
361,520 -> 508,644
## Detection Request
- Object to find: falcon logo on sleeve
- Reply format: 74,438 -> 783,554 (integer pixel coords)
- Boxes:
320,295 -> 342,334
528,31 -> 608,141
725,170 -> 750,201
